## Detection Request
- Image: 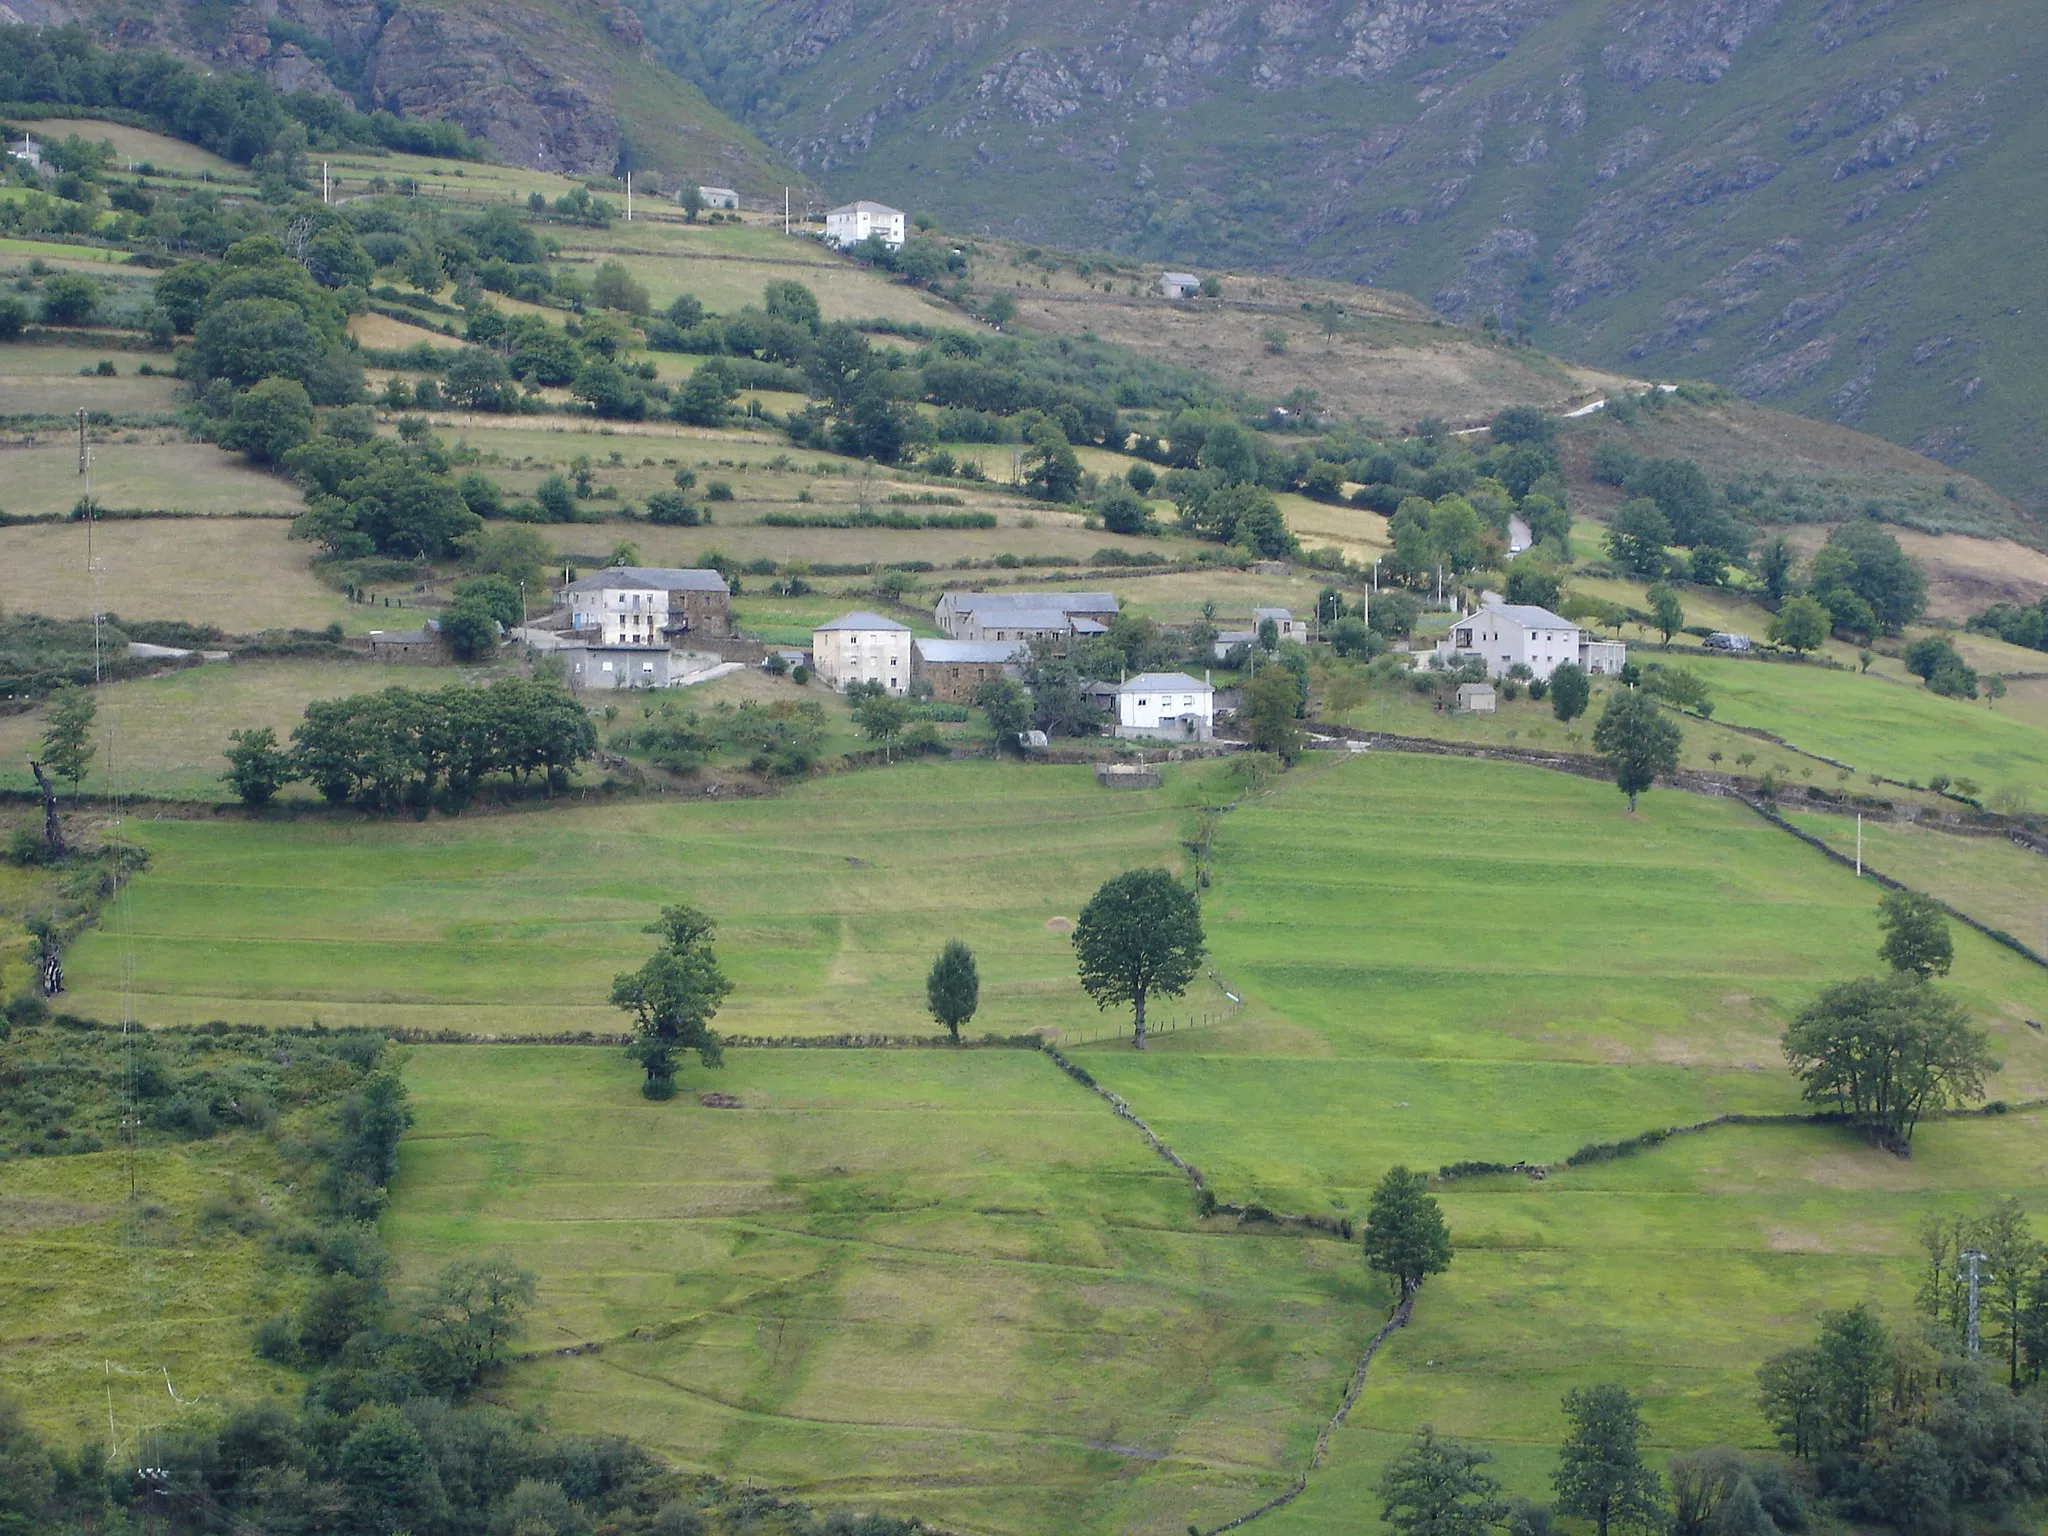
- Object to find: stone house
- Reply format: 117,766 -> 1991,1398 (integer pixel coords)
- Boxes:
911,638 -> 1025,703
812,612 -> 912,694
558,567 -> 731,645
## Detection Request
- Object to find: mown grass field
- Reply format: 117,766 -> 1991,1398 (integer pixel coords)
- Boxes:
389,1045 -> 1380,1536
0,515 -> 405,634
1783,811 -> 2048,948
60,761 -> 1233,1034
0,436 -> 303,517
1686,654 -> 2048,798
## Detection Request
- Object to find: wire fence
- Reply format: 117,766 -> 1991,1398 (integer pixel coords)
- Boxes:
1057,971 -> 1244,1049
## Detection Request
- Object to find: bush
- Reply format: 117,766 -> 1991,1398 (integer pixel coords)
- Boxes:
704,480 -> 734,501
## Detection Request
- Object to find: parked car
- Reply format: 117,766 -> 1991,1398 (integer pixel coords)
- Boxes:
1704,631 -> 1753,653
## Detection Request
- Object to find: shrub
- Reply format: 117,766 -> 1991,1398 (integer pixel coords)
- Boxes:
705,480 -> 734,501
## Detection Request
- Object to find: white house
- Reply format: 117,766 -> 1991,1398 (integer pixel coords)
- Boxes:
9,134 -> 40,170
824,201 -> 906,250
1582,638 -> 1629,676
696,185 -> 739,210
811,611 -> 912,694
557,567 -> 730,646
1435,601 -> 1604,681
1115,672 -> 1214,742
1160,272 -> 1201,299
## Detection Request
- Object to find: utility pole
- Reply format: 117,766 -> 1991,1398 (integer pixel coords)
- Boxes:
784,186 -> 790,235
1961,1248 -> 1989,1356
1855,813 -> 1863,876
322,160 -> 330,204
625,171 -> 632,221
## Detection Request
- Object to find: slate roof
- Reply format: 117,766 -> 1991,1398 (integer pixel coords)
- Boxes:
561,566 -> 728,594
814,611 -> 910,633
1118,672 -> 1213,694
941,591 -> 1120,617
828,200 -> 903,217
1456,602 -> 1577,630
913,639 -> 1025,663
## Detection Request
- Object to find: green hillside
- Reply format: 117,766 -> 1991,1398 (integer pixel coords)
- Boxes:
640,0 -> 2048,515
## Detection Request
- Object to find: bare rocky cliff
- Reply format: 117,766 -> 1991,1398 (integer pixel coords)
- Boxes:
50,0 -> 789,186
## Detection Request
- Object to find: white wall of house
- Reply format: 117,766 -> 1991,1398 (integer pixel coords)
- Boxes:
1115,675 -> 1214,740
569,586 -> 670,647
1436,606 -> 1584,680
825,203 -> 906,249
813,625 -> 912,694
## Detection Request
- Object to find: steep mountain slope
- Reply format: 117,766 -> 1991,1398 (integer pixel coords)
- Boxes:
23,0 -> 795,188
637,0 -> 2048,516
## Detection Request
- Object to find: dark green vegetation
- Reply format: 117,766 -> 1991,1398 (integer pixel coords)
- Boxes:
641,1 -> 2048,513
1072,866 -> 1208,1048
610,903 -> 732,1097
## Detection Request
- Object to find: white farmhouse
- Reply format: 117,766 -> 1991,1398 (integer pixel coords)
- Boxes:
812,611 -> 912,694
1252,607 -> 1302,642
557,567 -> 731,645
1114,672 -> 1215,742
1435,601 -> 1610,681
1159,272 -> 1201,298
824,201 -> 906,250
696,185 -> 739,210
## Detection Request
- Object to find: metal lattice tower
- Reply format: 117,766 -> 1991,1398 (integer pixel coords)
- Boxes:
1960,1248 -> 1989,1355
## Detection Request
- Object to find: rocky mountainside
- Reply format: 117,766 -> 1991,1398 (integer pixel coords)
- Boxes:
635,0 -> 2048,515
24,0 -> 794,191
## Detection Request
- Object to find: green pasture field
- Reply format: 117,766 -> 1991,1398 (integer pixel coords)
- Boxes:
1784,811 -> 2048,947
59,760 -> 1234,1034
554,234 -> 949,326
0,658 -> 486,801
0,516 -> 414,634
1266,1109 -> 2048,1535
0,436 -> 302,517
0,235 -> 135,264
1066,753 -> 2048,1528
728,593 -> 939,645
387,1045 -> 1379,1536
1086,753 -> 2047,1211
1686,653 -> 2048,797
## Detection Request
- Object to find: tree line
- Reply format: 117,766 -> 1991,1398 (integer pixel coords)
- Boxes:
223,679 -> 596,812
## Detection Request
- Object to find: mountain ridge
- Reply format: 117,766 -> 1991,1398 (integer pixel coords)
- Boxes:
632,0 -> 2048,519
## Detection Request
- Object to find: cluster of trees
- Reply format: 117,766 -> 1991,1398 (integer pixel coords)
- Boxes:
286,415 -> 480,559
609,697 -> 828,778
1762,524 -> 1930,652
1599,449 -> 1750,582
1968,594 -> 2048,653
1375,1384 -> 1799,1536
224,680 -> 596,811
1901,635 -> 1984,701
1757,1302 -> 2048,1532
1781,892 -> 1994,1153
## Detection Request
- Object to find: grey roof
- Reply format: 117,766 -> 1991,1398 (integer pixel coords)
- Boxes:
1162,272 -> 1200,283
913,639 -> 1025,663
1460,602 -> 1577,631
1069,617 -> 1108,635
942,591 -> 1120,616
814,610 -> 910,633
561,566 -> 728,594
828,200 -> 903,217
1118,672 -> 1212,694
1252,607 -> 1294,622
368,628 -> 434,645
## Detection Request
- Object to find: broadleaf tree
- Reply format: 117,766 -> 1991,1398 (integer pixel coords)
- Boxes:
1592,687 -> 1682,811
610,904 -> 733,1098
1362,1164 -> 1453,1300
1553,1384 -> 1663,1536
1781,975 -> 1995,1152
1072,869 -> 1206,1050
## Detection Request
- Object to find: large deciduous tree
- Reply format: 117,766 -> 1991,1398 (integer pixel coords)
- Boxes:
1549,661 -> 1590,725
1554,1384 -> 1663,1536
1378,1426 -> 1506,1536
1072,869 -> 1206,1049
1362,1165 -> 1452,1300
610,904 -> 733,1098
1781,975 -> 1995,1152
1592,687 -> 1681,811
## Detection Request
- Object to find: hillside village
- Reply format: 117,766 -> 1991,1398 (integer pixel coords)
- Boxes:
0,24 -> 2045,1536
